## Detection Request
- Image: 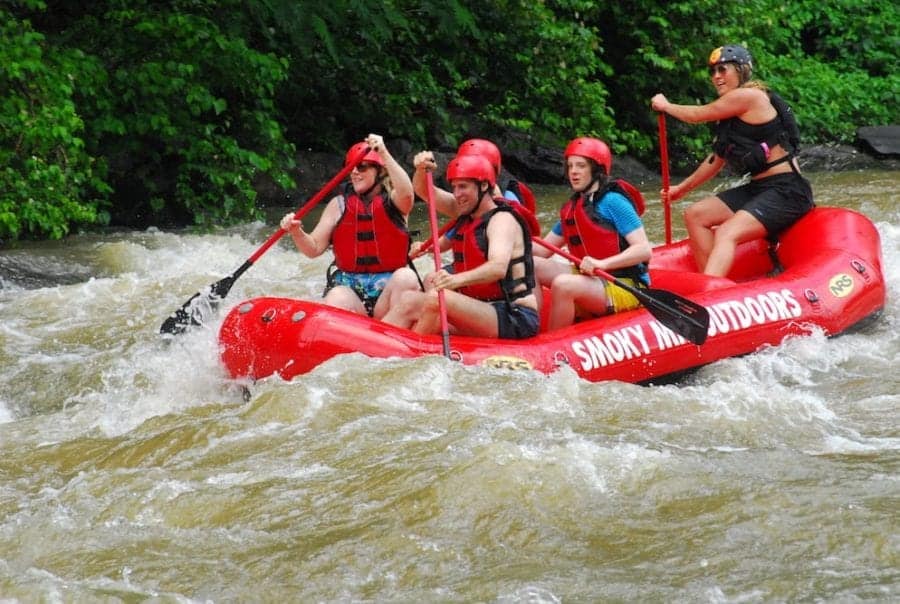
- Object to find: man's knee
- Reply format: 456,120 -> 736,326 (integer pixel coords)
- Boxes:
551,275 -> 579,298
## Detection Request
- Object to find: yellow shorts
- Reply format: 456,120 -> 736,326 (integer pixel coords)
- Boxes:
602,278 -> 643,313
572,266 -> 643,315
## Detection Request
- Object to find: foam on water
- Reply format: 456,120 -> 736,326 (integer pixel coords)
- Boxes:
0,182 -> 897,601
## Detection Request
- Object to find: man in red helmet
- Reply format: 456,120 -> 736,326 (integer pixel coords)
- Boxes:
533,137 -> 652,330
382,154 -> 540,339
279,133 -> 420,318
651,44 -> 814,277
407,138 -> 538,261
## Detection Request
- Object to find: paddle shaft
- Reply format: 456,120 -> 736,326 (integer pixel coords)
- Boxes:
247,147 -> 369,266
223,156 -> 363,284
160,146 -> 369,335
658,112 -> 672,244
425,171 -> 451,357
533,236 -> 641,292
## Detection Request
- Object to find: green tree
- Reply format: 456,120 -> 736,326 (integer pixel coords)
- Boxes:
2,0 -> 896,241
1,5 -> 109,241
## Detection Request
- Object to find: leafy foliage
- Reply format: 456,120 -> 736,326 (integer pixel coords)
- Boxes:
1,9 -> 109,240
1,0 -> 895,241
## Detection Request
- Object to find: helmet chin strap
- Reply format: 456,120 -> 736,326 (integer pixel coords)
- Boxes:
462,182 -> 491,219
358,172 -> 386,199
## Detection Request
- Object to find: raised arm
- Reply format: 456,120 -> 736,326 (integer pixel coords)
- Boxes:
412,151 -> 458,218
367,133 -> 414,215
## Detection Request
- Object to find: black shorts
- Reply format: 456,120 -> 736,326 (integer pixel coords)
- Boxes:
718,172 -> 815,236
492,303 -> 539,339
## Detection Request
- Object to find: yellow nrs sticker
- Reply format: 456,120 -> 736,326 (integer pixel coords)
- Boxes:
481,355 -> 533,371
828,273 -> 855,298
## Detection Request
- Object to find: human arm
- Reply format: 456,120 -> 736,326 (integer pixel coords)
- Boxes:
532,223 -> 564,258
580,226 -> 652,275
664,153 -> 726,202
651,88 -> 762,124
410,235 -> 452,258
367,133 -> 414,215
431,212 -> 518,291
280,196 -> 341,258
412,151 -> 457,218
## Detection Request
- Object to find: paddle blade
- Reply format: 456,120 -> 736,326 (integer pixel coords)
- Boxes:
159,275 -> 236,335
636,287 -> 710,345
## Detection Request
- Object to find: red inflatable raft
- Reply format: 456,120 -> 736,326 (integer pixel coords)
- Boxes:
219,207 -> 885,384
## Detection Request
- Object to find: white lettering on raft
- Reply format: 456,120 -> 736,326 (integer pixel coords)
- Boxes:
571,288 -> 804,371
571,325 -> 650,371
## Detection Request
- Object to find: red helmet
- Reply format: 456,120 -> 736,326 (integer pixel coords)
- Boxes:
456,138 -> 502,175
446,154 -> 496,187
344,141 -> 384,167
564,137 -> 612,174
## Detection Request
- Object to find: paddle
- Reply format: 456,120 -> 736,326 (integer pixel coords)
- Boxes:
532,237 -> 710,345
159,146 -> 370,335
425,171 -> 451,357
658,112 -> 672,244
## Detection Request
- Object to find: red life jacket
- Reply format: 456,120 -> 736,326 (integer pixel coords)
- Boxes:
505,179 -> 537,215
559,180 -> 646,281
450,201 -> 536,302
331,184 -> 410,272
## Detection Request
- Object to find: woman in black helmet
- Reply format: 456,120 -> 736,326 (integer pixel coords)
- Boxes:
651,45 -> 814,278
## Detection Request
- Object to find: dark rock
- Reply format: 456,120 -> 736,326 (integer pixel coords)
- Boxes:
256,130 -> 899,205
857,125 -> 900,157
797,143 -> 900,172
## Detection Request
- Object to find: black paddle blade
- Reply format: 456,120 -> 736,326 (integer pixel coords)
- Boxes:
636,287 -> 710,345
159,275 -> 236,335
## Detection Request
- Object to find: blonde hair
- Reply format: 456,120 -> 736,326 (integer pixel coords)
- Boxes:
376,168 -> 394,199
741,78 -> 770,92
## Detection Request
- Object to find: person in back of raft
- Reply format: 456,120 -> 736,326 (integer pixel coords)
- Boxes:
651,44 -> 814,277
382,154 -> 540,339
279,133 -> 419,318
533,137 -> 652,331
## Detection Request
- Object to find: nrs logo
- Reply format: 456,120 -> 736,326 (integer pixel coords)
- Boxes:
482,355 -> 533,371
828,273 -> 855,298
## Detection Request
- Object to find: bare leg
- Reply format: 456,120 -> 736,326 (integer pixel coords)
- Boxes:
373,267 -> 422,320
534,256 -> 571,288
441,290 -> 502,338
684,196 -> 734,272
704,210 -> 767,277
381,289 -> 427,329
323,285 -> 366,315
547,274 -> 608,330
412,290 -> 443,335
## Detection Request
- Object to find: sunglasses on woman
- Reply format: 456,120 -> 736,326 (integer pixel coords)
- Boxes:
708,64 -> 731,76
353,162 -> 378,171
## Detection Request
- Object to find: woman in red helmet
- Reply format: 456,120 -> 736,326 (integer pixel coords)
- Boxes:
651,44 -> 814,277
279,133 -> 419,318
534,137 -> 652,330
382,154 -> 539,339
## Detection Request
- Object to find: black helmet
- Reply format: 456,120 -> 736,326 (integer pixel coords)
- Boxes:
708,45 -> 753,69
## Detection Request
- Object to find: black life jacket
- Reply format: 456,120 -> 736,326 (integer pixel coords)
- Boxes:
713,91 -> 802,175
450,202 -> 536,303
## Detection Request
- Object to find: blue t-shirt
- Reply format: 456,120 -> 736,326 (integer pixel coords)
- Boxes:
551,190 -> 641,237
551,190 -> 648,285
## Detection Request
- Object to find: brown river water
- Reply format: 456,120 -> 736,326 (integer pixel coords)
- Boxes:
0,169 -> 897,601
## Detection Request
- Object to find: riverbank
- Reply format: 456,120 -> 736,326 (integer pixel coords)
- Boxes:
258,127 -> 899,207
